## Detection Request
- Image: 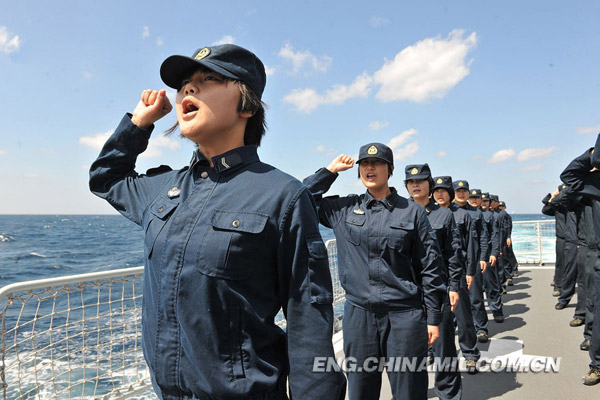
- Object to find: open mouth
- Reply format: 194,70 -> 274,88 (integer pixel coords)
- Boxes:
366,173 -> 376,180
182,99 -> 199,115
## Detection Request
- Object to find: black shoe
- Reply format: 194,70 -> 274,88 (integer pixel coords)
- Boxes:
493,314 -> 505,323
580,339 -> 591,351
477,332 -> 489,343
465,359 -> 478,374
570,317 -> 584,327
555,302 -> 566,310
507,278 -> 514,286
583,366 -> 600,386
552,290 -> 560,297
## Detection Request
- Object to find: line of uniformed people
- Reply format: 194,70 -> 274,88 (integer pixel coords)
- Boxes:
304,143 -> 516,399
543,135 -> 600,386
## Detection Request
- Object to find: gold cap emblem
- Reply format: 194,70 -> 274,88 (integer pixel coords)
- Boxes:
562,185 -> 566,189
367,145 -> 378,155
195,48 -> 211,60
472,190 -> 477,195
410,168 -> 418,175
436,178 -> 443,184
458,181 -> 464,187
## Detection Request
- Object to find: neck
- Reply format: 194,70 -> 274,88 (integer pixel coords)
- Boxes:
438,202 -> 449,208
414,196 -> 429,207
369,185 -> 391,201
454,199 -> 467,207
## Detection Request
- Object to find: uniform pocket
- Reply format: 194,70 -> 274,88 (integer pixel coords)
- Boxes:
143,200 -> 178,259
388,220 -> 414,250
344,213 -> 365,246
197,209 -> 269,280
305,234 -> 333,304
228,306 -> 246,380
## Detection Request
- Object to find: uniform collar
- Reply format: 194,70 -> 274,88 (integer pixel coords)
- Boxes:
189,145 -> 260,174
365,187 -> 397,211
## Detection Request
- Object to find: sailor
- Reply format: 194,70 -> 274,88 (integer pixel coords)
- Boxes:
454,181 -> 490,344
489,194 -> 506,295
479,192 -> 504,322
581,202 -> 597,351
557,137 -> 600,385
497,201 -> 519,288
303,146 -> 446,400
432,177 -> 481,373
90,44 -> 346,399
468,190 -> 504,340
542,187 -> 568,297
405,164 -> 463,400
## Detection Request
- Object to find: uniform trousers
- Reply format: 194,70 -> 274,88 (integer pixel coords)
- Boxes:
431,297 -> 462,400
470,263 -> 504,335
554,238 -> 565,290
558,241 -> 582,310
584,248 -> 597,340
590,255 -> 600,369
343,302 -> 428,400
453,280 -> 480,361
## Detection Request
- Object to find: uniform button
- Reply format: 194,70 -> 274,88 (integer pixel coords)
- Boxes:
200,171 -> 209,179
232,220 -> 241,228
158,206 -> 165,213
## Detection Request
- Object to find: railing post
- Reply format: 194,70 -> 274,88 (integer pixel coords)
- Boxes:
537,221 -> 543,266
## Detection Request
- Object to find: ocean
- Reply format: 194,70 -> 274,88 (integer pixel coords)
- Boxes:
0,213 -> 552,288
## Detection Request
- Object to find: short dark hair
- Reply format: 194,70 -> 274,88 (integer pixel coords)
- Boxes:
165,71 -> 267,146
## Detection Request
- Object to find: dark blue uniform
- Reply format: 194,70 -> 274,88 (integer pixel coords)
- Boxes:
422,201 -> 463,400
448,203 -> 481,362
480,208 -> 504,319
89,115 -> 346,400
303,168 -> 445,400
542,191 -> 567,293
559,141 -> 600,377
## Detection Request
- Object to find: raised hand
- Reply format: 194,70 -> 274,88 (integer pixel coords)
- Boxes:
131,89 -> 173,129
327,154 -> 355,174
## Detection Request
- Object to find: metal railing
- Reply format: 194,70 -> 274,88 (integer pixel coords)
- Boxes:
0,221 -> 555,399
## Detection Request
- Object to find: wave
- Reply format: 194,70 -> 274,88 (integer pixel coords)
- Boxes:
29,252 -> 48,258
0,234 -> 13,242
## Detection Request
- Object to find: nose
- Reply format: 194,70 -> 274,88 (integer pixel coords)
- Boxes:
184,86 -> 195,95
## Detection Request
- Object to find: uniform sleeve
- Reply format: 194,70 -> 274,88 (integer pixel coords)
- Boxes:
413,209 -> 445,326
277,187 -> 346,399
507,214 -> 513,238
89,114 -> 172,225
489,214 -> 500,257
478,212 -> 490,261
591,134 -> 600,168
302,168 -> 348,228
464,214 -> 477,276
445,214 -> 463,292
541,194 -> 556,216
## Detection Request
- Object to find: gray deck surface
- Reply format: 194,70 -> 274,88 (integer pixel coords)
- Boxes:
339,265 -> 600,399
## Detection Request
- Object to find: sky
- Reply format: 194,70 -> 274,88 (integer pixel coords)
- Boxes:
1,0 -> 599,214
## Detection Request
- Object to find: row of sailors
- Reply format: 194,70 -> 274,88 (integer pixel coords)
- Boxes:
303,142 -> 518,399
542,136 -> 600,386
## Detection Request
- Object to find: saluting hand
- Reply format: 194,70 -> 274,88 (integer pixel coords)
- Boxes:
131,89 -> 173,130
327,154 -> 355,174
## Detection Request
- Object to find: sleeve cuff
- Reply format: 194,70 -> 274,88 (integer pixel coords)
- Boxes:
448,280 -> 460,292
427,310 -> 442,326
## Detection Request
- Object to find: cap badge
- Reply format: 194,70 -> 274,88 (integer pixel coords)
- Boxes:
353,209 -> 365,215
410,168 -> 418,175
458,181 -> 464,187
472,190 -> 477,195
194,47 -> 211,60
167,186 -> 181,199
367,145 -> 378,155
436,178 -> 443,184
562,185 -> 566,189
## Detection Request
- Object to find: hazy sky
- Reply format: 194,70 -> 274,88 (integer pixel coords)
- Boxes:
1,0 -> 599,214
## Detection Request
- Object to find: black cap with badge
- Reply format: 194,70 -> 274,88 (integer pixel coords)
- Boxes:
404,163 -> 432,181
482,192 -> 490,201
469,189 -> 482,198
357,143 -> 394,165
160,44 -> 267,99
453,180 -> 470,191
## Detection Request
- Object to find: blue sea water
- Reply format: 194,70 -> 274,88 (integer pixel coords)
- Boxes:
0,213 -> 551,288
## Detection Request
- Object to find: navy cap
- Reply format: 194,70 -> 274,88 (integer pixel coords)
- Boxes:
469,188 -> 482,198
482,192 -> 490,201
490,194 -> 499,202
453,180 -> 470,191
404,163 -> 431,180
160,44 -> 267,99
498,201 -> 506,207
357,143 -> 394,165
558,184 -> 566,191
432,176 -> 455,200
